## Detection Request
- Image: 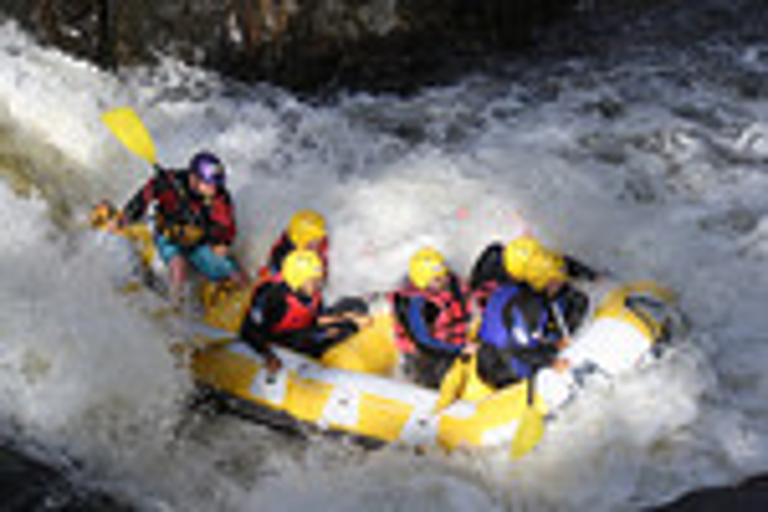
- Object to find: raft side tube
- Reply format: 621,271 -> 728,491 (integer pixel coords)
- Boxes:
192,340 -> 537,450
190,279 -> 677,455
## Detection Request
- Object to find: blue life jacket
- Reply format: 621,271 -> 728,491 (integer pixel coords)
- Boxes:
478,283 -> 553,379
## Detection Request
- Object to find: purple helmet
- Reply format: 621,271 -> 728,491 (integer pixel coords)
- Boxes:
190,151 -> 225,186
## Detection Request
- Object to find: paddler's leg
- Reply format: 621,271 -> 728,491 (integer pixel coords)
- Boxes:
316,319 -> 359,345
188,244 -> 247,286
275,320 -> 359,360
324,296 -> 370,316
425,351 -> 458,389
154,234 -> 188,308
167,255 -> 188,309
408,350 -> 456,389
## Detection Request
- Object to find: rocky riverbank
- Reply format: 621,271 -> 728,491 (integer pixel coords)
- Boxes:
0,0 -> 577,92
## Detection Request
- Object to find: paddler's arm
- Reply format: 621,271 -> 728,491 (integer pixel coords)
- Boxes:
406,297 -> 464,355
307,294 -> 364,328
563,255 -> 603,282
317,305 -> 372,329
120,175 -> 159,226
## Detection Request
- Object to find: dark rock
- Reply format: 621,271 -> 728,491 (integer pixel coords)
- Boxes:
698,207 -> 760,238
0,444 -> 135,512
652,474 -> 768,512
0,0 -> 578,93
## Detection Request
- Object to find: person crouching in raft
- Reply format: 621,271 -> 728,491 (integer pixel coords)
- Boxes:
240,250 -> 367,374
475,248 -> 572,390
263,209 -> 329,278
390,247 -> 478,388
470,235 -> 599,330
261,209 -> 368,317
118,151 -> 246,308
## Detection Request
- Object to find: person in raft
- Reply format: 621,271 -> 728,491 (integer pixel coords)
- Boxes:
261,209 -> 369,317
240,250 -> 367,374
390,247 -> 479,388
118,151 -> 246,307
475,246 -> 573,390
264,209 -> 329,278
469,235 -> 601,330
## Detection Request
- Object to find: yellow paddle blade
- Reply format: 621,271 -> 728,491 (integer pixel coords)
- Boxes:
102,107 -> 158,165
511,407 -> 545,459
510,382 -> 545,459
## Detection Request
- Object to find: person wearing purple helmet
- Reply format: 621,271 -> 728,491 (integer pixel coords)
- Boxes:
120,151 -> 245,307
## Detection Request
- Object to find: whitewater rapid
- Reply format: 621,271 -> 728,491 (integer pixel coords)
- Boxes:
1,1 -> 768,509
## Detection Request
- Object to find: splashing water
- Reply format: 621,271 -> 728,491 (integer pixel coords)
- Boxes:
1,2 -> 768,509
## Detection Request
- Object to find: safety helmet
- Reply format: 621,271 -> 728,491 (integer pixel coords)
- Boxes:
409,247 -> 449,290
190,151 -> 225,186
287,210 -> 327,248
526,250 -> 567,291
503,236 -> 543,281
89,201 -> 117,230
282,250 -> 324,291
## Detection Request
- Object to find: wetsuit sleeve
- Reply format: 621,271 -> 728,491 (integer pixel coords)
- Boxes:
564,255 -> 600,281
205,191 -> 236,246
122,176 -> 158,223
546,285 -> 589,337
406,296 -> 463,354
239,283 -> 288,357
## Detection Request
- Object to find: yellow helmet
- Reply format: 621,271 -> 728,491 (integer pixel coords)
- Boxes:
287,210 -> 327,248
409,247 -> 449,290
89,201 -> 117,230
526,250 -> 567,291
503,236 -> 543,281
282,250 -> 324,291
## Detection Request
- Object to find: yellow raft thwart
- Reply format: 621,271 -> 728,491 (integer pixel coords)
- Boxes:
191,280 -> 677,456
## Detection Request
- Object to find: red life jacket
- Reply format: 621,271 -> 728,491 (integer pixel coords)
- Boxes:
253,274 -> 322,334
126,170 -> 236,247
203,191 -> 236,245
390,273 -> 471,354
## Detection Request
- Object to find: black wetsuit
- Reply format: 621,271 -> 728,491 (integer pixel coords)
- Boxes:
239,280 -> 357,361
469,242 -> 594,332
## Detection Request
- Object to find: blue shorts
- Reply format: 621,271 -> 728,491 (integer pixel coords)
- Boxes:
154,235 -> 239,281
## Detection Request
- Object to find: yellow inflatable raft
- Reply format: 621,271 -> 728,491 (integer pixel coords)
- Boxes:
86,208 -> 677,456
190,280 -> 677,457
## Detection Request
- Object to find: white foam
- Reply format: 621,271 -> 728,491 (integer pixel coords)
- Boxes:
1,11 -> 768,511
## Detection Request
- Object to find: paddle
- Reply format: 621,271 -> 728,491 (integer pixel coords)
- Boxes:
551,299 -> 572,342
510,377 -> 544,460
510,300 -> 573,459
102,107 -> 159,166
